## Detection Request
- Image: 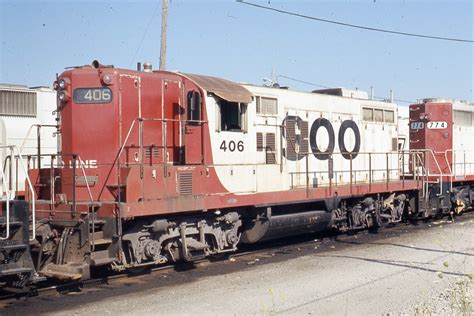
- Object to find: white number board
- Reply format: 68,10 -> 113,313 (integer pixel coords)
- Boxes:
410,122 -> 424,130
73,87 -> 113,104
427,121 -> 448,129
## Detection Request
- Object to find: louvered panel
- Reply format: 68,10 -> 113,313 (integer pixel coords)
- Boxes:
256,97 -> 262,114
266,133 -> 276,164
178,172 -> 193,196
285,118 -> 297,160
145,147 -> 160,158
299,120 -> 309,156
0,90 -> 36,117
392,138 -> 398,152
256,132 -> 264,151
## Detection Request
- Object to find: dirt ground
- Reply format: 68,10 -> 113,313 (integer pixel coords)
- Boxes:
4,215 -> 473,315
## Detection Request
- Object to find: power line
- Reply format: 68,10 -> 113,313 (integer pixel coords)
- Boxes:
276,75 -> 329,88
236,0 -> 474,43
130,2 -> 162,67
373,96 -> 415,104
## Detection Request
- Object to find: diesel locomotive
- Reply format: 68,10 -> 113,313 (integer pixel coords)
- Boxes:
0,61 -> 472,288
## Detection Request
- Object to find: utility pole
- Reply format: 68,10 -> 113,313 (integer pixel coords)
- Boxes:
159,0 -> 168,70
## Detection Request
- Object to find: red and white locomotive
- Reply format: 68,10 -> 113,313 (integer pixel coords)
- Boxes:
0,61 -> 472,287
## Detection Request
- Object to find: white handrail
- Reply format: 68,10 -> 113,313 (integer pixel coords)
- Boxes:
0,149 -> 11,240
77,155 -> 94,205
15,146 -> 36,241
0,146 -> 36,240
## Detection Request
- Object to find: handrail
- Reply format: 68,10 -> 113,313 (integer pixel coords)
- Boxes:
114,116 -> 208,186
0,149 -> 11,240
17,124 -> 57,169
402,149 -> 447,196
283,150 -> 402,193
443,149 -> 454,192
444,149 -> 474,175
76,155 -> 94,205
0,146 -> 36,241
71,154 -> 95,248
1,155 -> 12,192
24,153 -> 94,205
403,148 -> 474,198
25,152 -> 95,247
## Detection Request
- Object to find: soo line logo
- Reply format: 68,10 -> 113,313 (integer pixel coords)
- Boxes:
283,116 -> 361,161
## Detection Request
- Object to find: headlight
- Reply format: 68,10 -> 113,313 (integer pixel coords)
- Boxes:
58,91 -> 68,101
59,79 -> 66,89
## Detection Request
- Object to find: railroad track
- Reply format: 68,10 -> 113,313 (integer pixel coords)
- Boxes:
1,212 -> 472,306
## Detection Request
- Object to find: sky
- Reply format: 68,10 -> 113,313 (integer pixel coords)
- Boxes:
0,0 -> 473,104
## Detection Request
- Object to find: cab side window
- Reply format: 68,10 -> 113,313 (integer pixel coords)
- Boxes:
187,90 -> 201,124
218,100 -> 247,132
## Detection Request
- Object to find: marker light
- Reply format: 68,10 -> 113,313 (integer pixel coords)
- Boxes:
103,75 -> 112,84
102,74 -> 113,85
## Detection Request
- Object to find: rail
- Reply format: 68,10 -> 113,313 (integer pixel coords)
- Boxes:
1,124 -> 58,196
0,124 -> 56,241
17,124 -> 58,169
399,149 -> 445,199
23,153 -> 95,213
444,149 -> 474,183
22,153 -> 96,247
207,147 -> 465,203
0,145 -> 36,241
286,151 -> 402,195
399,148 -> 474,200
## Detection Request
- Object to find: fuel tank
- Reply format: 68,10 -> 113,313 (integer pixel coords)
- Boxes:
241,210 -> 333,244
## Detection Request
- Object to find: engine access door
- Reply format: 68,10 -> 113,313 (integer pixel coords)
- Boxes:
184,90 -> 203,164
162,79 -> 184,164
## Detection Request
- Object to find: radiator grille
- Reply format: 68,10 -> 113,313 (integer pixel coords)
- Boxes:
392,138 -> 398,152
285,117 -> 297,160
285,118 -> 308,160
256,132 -> 264,151
178,172 -> 193,196
0,89 -> 37,117
256,97 -> 278,115
299,120 -> 309,155
266,133 -> 276,164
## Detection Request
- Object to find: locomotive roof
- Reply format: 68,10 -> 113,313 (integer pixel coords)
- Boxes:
182,73 -> 253,104
243,83 -> 397,110
420,98 -> 474,112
